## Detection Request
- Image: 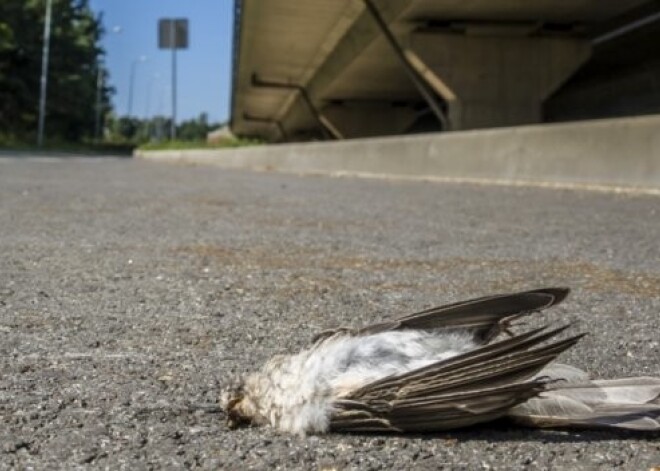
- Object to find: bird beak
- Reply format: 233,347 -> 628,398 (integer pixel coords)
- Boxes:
227,417 -> 240,430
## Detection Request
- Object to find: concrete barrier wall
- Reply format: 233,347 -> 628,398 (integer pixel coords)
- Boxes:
136,115 -> 660,191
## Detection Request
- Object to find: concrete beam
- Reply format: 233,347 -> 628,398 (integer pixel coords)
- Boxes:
278,0 -> 414,134
362,0 -> 448,129
232,1 -> 367,136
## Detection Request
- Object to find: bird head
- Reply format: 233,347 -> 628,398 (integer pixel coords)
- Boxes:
220,380 -> 256,429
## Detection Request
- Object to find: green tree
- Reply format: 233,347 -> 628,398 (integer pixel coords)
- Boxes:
108,115 -> 141,141
177,112 -> 216,141
0,0 -> 111,142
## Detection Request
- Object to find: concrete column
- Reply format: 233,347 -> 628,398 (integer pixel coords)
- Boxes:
409,32 -> 591,130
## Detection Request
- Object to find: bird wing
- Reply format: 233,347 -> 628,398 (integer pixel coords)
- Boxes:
329,325 -> 584,433
314,287 -> 570,344
508,377 -> 660,431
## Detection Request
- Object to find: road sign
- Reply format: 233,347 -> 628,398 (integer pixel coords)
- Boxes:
159,19 -> 189,49
158,18 -> 189,140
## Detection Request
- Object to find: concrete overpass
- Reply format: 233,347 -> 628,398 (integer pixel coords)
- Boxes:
230,0 -> 660,142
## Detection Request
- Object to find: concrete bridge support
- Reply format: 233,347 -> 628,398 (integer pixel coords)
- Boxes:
409,33 -> 592,130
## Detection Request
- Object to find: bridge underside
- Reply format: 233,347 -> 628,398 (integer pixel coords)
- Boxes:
231,0 -> 660,142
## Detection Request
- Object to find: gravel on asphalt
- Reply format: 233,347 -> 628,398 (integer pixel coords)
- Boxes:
0,156 -> 659,469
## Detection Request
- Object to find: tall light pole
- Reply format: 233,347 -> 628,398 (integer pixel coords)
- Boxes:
127,55 -> 147,116
37,0 -> 53,147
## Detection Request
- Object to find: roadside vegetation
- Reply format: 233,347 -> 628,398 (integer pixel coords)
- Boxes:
137,137 -> 262,151
0,0 -> 110,146
0,1 -> 242,154
0,134 -> 134,155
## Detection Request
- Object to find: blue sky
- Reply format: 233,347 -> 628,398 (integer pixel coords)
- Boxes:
88,0 -> 234,124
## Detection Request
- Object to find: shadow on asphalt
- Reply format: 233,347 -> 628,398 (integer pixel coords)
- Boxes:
345,420 -> 660,443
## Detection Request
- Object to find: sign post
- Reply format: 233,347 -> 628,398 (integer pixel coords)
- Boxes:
158,18 -> 188,140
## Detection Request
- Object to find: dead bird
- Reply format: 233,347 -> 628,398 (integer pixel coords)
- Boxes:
221,287 -> 660,435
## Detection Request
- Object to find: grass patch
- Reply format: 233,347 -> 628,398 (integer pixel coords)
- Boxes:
138,138 -> 262,152
0,135 -> 262,156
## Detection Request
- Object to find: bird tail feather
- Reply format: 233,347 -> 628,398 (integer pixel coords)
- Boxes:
508,376 -> 660,431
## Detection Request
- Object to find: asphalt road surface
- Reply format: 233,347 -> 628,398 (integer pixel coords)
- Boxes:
1,156 -> 659,470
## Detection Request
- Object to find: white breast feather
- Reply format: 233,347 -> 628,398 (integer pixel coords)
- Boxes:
244,330 -> 477,434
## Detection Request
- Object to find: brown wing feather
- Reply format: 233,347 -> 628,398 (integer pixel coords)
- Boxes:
329,326 -> 584,433
360,287 -> 569,340
314,288 -> 570,344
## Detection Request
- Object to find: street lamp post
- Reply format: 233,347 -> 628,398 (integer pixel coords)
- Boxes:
37,0 -> 53,146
